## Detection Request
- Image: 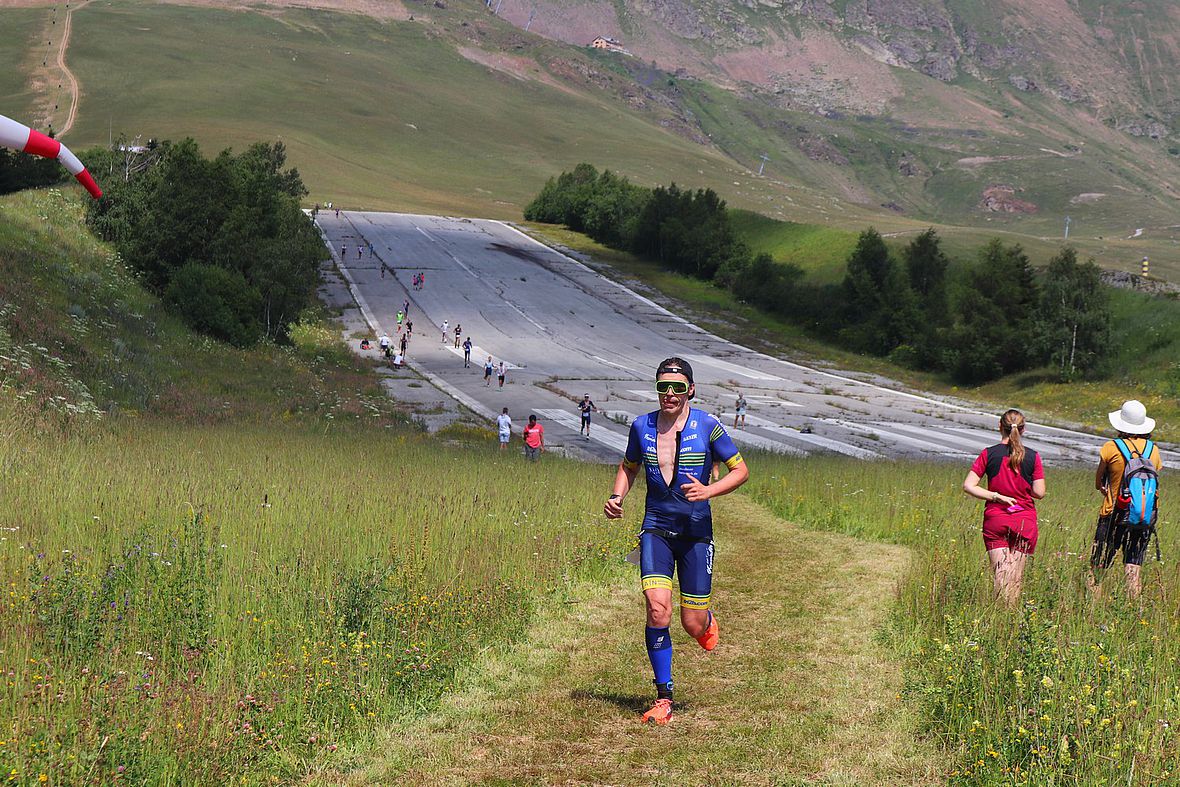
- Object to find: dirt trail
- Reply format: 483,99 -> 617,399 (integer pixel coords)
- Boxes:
336,496 -> 940,785
54,0 -> 89,137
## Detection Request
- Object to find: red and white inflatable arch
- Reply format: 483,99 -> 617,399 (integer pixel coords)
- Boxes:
0,113 -> 102,199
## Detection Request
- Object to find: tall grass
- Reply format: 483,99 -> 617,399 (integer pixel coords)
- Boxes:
0,422 -> 624,783
743,451 -> 1179,783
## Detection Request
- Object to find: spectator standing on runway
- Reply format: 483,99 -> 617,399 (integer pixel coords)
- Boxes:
340,242 -> 347,259
378,334 -> 391,357
484,356 -> 494,387
578,394 -> 599,440
603,357 -> 749,726
335,206 -> 339,218
454,324 -> 463,349
1087,400 -> 1162,599
497,361 -> 506,390
463,337 -> 473,367
522,415 -> 545,461
420,271 -> 426,290
962,409 -> 1046,606
733,393 -> 748,428
441,320 -> 449,343
497,407 -> 512,452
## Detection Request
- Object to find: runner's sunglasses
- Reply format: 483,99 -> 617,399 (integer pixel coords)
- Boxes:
655,380 -> 691,396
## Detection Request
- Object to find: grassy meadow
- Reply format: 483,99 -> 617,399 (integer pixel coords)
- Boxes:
0,414 -> 625,783
743,451 -> 1180,784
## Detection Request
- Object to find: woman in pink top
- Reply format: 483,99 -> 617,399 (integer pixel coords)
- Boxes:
962,409 -> 1047,605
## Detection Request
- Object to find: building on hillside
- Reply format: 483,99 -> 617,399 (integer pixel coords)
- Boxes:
590,36 -> 625,53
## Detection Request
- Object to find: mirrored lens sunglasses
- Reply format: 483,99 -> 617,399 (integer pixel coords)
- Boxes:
655,380 -> 690,395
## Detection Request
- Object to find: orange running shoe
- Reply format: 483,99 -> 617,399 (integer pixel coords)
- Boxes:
641,698 -> 673,725
695,612 -> 719,651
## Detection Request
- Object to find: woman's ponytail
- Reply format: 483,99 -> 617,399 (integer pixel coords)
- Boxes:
1002,409 -> 1026,472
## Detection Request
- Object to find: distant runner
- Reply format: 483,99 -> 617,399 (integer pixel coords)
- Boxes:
396,310 -> 405,332
454,323 -> 462,349
497,407 -> 512,451
603,357 -> 749,726
578,393 -> 599,440
441,320 -> 449,343
484,356 -> 494,387
497,361 -> 506,390
399,332 -> 408,356
463,337 -> 473,368
522,415 -> 545,461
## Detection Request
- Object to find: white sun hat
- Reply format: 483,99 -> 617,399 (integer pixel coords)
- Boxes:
1109,400 -> 1155,435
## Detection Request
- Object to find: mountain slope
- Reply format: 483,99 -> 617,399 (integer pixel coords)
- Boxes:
5,0 -> 1180,276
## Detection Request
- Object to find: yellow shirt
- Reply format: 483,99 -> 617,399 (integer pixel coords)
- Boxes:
1097,437 -> 1162,516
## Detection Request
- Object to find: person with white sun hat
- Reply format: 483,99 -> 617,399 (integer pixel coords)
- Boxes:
1088,400 -> 1163,599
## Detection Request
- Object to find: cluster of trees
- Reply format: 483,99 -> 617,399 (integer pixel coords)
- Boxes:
526,164 -> 1112,383
525,163 -> 747,283
829,230 -> 1109,383
86,139 -> 324,346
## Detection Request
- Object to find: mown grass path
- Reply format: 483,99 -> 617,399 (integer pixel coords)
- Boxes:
335,497 -> 941,786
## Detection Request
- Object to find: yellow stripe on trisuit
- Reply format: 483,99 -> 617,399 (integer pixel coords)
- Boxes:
641,574 -> 673,591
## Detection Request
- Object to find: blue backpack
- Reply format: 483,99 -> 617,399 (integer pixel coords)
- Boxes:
1114,439 -> 1159,528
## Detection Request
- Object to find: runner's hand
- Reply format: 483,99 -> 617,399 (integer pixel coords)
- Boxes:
680,474 -> 712,502
604,497 -> 624,519
992,493 -> 1018,507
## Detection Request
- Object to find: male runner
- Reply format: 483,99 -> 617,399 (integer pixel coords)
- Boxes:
604,357 -> 748,725
578,393 -> 599,440
441,319 -> 449,343
462,337 -> 473,368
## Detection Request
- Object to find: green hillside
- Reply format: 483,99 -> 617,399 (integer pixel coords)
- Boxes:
4,0 -> 1180,279
0,187 -> 630,781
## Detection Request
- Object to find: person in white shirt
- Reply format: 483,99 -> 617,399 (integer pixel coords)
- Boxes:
378,334 -> 391,358
441,320 -> 450,342
497,407 -> 512,451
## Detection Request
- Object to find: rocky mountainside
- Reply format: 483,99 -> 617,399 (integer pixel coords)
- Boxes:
500,0 -> 1179,136
461,0 -> 1180,239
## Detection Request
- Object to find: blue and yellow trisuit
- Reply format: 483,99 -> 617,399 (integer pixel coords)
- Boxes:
623,407 -> 743,609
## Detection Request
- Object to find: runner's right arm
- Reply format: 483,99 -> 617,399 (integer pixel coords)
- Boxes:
605,420 -> 642,519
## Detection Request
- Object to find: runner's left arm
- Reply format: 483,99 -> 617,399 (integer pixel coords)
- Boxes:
680,417 -> 748,501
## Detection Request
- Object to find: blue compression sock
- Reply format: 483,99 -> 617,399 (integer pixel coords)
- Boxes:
645,626 -> 673,687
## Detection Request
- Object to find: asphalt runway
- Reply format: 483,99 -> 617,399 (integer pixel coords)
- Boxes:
317,210 -> 1113,466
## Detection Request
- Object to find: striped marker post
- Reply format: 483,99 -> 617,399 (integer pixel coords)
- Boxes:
1142,256 -> 1150,278
0,114 -> 102,199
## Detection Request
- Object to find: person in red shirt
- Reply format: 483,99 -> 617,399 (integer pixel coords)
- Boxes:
962,409 -> 1047,606
522,414 -> 545,461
